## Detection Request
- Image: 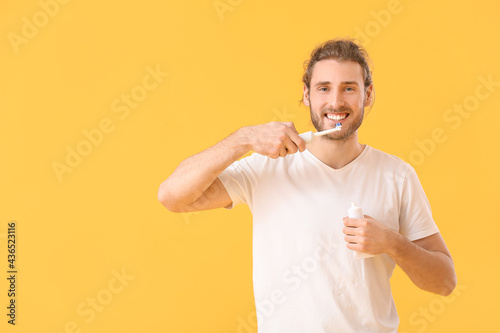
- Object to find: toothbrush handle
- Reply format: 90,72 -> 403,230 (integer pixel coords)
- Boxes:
299,131 -> 314,144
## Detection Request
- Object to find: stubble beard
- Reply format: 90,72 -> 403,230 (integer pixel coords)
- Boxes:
309,97 -> 365,142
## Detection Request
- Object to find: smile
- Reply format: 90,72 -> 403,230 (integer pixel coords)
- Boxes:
325,113 -> 348,121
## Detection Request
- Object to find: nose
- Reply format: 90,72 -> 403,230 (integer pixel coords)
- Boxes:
327,89 -> 344,110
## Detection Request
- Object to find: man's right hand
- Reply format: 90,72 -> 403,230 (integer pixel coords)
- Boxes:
239,121 -> 306,158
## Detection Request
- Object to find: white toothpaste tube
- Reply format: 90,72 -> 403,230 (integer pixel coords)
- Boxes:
348,202 -> 375,260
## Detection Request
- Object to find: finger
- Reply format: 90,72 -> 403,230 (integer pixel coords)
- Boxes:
344,234 -> 358,244
343,217 -> 361,227
268,151 -> 280,159
291,133 -> 306,152
282,134 -> 298,154
342,226 -> 359,236
279,145 -> 287,157
346,242 -> 362,251
285,127 -> 306,152
267,145 -> 280,159
282,121 -> 298,133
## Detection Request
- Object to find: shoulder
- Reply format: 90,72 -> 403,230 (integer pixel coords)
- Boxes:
364,145 -> 414,178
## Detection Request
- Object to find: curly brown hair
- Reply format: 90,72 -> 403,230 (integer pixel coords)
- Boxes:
301,38 -> 374,105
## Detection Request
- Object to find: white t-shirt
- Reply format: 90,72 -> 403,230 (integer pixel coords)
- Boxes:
218,145 -> 439,333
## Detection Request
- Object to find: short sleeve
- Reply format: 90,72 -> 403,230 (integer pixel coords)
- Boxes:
217,153 -> 263,209
399,166 -> 440,241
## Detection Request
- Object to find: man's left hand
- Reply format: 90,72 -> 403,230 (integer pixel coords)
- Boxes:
342,215 -> 399,255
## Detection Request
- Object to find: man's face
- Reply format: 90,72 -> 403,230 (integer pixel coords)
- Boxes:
303,59 -> 372,141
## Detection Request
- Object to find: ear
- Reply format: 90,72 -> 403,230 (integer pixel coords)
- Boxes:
303,84 -> 310,107
364,84 -> 374,107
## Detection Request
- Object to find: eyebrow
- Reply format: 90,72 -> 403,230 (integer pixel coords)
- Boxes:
314,80 -> 360,87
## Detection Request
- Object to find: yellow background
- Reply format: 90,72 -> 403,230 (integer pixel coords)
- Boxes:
1,0 -> 498,332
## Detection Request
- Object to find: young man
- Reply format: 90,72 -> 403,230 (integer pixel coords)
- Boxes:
158,39 -> 456,332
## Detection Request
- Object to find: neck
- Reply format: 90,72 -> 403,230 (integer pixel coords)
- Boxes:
307,131 -> 365,169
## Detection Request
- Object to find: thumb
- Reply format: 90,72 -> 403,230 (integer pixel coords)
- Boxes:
283,121 -> 298,133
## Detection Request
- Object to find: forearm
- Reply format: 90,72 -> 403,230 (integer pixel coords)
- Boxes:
158,121 -> 306,212
158,127 -> 250,210
387,231 -> 457,296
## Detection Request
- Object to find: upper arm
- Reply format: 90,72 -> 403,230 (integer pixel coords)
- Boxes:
177,177 -> 233,212
412,232 -> 452,260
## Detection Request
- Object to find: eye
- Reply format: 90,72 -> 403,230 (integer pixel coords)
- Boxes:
345,86 -> 355,92
318,86 -> 328,92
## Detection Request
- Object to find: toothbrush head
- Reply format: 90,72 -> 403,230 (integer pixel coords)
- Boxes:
335,123 -> 342,130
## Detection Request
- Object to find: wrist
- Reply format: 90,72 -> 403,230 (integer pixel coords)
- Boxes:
227,126 -> 253,156
386,229 -> 410,260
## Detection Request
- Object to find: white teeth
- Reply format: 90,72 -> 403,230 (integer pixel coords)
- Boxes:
326,113 -> 347,121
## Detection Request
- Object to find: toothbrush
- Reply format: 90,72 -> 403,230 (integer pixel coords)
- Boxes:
299,123 -> 342,144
